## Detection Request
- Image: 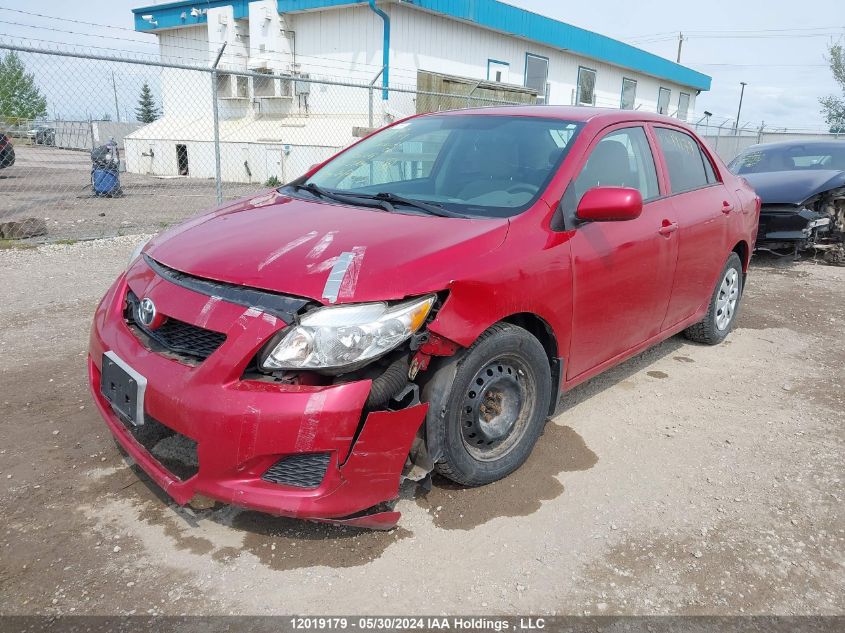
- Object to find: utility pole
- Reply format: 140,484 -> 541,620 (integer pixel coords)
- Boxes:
111,72 -> 120,122
733,82 -> 747,135
676,32 -> 685,63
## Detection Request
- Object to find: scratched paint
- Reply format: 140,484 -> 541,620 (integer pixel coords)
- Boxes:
261,313 -> 278,327
248,192 -> 278,208
235,306 -> 264,331
307,256 -> 339,274
237,405 -> 261,464
294,391 -> 328,452
196,295 -> 221,328
257,230 -> 318,271
306,231 -> 337,260
337,246 -> 367,301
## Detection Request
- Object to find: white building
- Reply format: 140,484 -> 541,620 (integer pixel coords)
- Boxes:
127,0 -> 711,183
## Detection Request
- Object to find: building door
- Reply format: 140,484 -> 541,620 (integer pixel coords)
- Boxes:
176,144 -> 189,176
265,145 -> 284,184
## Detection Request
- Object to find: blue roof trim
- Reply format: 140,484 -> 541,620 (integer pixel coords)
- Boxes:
131,0 -> 711,91
132,0 -> 249,32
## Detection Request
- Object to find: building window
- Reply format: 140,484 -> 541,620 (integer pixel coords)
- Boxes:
236,75 -> 249,99
577,66 -> 596,106
657,87 -> 671,115
216,73 -> 232,98
253,71 -> 276,98
524,53 -> 549,104
487,59 -> 510,83
620,77 -> 637,109
217,73 -> 249,99
677,92 -> 690,120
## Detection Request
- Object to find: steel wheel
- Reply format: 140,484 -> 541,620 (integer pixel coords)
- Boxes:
715,268 -> 739,330
459,355 -> 537,462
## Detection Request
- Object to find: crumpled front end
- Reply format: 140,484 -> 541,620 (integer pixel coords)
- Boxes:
754,181 -> 845,265
88,256 -> 428,529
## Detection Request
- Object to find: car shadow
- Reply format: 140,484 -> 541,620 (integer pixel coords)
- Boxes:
553,334 -> 686,415
750,248 -> 829,272
112,460 -> 412,570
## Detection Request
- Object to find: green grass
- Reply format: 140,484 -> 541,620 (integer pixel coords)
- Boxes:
0,239 -> 37,250
51,238 -> 79,246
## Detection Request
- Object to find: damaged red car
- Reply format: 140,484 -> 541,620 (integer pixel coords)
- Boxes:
89,107 -> 760,529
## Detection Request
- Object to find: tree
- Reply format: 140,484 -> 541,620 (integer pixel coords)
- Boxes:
820,43 -> 845,132
135,82 -> 160,123
0,51 -> 47,122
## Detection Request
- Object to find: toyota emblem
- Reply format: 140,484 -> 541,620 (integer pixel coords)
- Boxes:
138,298 -> 157,327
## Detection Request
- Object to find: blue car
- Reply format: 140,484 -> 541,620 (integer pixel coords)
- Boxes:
729,140 -> 845,263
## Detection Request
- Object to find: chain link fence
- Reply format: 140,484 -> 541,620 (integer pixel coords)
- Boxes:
0,43 -> 527,243
3,42 -> 844,244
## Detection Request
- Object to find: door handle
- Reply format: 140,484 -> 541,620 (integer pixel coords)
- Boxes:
721,200 -> 734,214
658,220 -> 678,236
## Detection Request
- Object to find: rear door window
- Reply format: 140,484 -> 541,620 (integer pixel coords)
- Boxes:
654,127 -> 712,193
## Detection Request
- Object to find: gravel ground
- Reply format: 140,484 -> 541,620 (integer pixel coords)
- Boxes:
0,146 -> 260,242
0,238 -> 842,616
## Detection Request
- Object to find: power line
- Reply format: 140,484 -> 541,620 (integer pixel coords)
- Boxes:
0,18 -> 425,81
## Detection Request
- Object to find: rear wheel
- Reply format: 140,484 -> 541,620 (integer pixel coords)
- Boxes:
425,323 -> 552,486
684,252 -> 743,345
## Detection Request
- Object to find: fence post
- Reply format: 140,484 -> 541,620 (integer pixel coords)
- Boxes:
368,67 -> 384,129
211,43 -> 227,205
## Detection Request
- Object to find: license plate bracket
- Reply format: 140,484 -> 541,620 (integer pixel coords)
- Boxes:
100,351 -> 147,426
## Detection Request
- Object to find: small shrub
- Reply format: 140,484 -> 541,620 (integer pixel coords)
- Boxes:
264,175 -> 282,187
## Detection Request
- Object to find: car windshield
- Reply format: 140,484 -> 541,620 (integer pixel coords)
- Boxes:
729,144 -> 845,174
294,115 -> 582,218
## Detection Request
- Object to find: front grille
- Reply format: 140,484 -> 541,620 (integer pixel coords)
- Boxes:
262,453 -> 331,488
120,414 -> 199,481
125,291 -> 226,362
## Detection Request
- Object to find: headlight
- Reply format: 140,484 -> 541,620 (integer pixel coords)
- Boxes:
127,237 -> 151,271
261,295 -> 436,373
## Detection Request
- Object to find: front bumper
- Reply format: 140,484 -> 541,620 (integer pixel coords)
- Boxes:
88,265 -> 426,529
757,206 -> 830,245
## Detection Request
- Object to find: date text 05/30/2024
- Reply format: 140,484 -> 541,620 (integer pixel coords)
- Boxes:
290,617 -> 547,631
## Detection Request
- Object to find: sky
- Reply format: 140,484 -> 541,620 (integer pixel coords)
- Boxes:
0,0 -> 842,130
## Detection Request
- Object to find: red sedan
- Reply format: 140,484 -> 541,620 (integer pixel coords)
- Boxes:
89,107 -> 760,529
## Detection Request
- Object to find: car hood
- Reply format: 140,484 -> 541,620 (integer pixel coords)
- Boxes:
742,169 -> 845,205
146,190 -> 510,304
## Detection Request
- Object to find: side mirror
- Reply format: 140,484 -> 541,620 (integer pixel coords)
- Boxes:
576,187 -> 643,222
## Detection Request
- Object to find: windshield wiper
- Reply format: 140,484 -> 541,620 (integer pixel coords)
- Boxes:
344,191 -> 466,218
290,183 -> 394,213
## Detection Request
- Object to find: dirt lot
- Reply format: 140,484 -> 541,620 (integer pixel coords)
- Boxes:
0,236 -> 843,616
0,145 -> 258,242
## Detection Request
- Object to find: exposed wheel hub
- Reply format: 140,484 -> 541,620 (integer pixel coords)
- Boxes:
461,362 -> 523,450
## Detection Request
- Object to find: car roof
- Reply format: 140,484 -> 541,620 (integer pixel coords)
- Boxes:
427,105 -> 690,125
742,139 -> 845,152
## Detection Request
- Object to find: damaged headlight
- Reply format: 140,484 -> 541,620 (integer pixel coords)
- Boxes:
127,237 -> 151,271
261,295 -> 436,373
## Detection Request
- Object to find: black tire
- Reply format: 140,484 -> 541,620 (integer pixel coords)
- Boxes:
684,252 -> 743,345
424,323 -> 552,486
